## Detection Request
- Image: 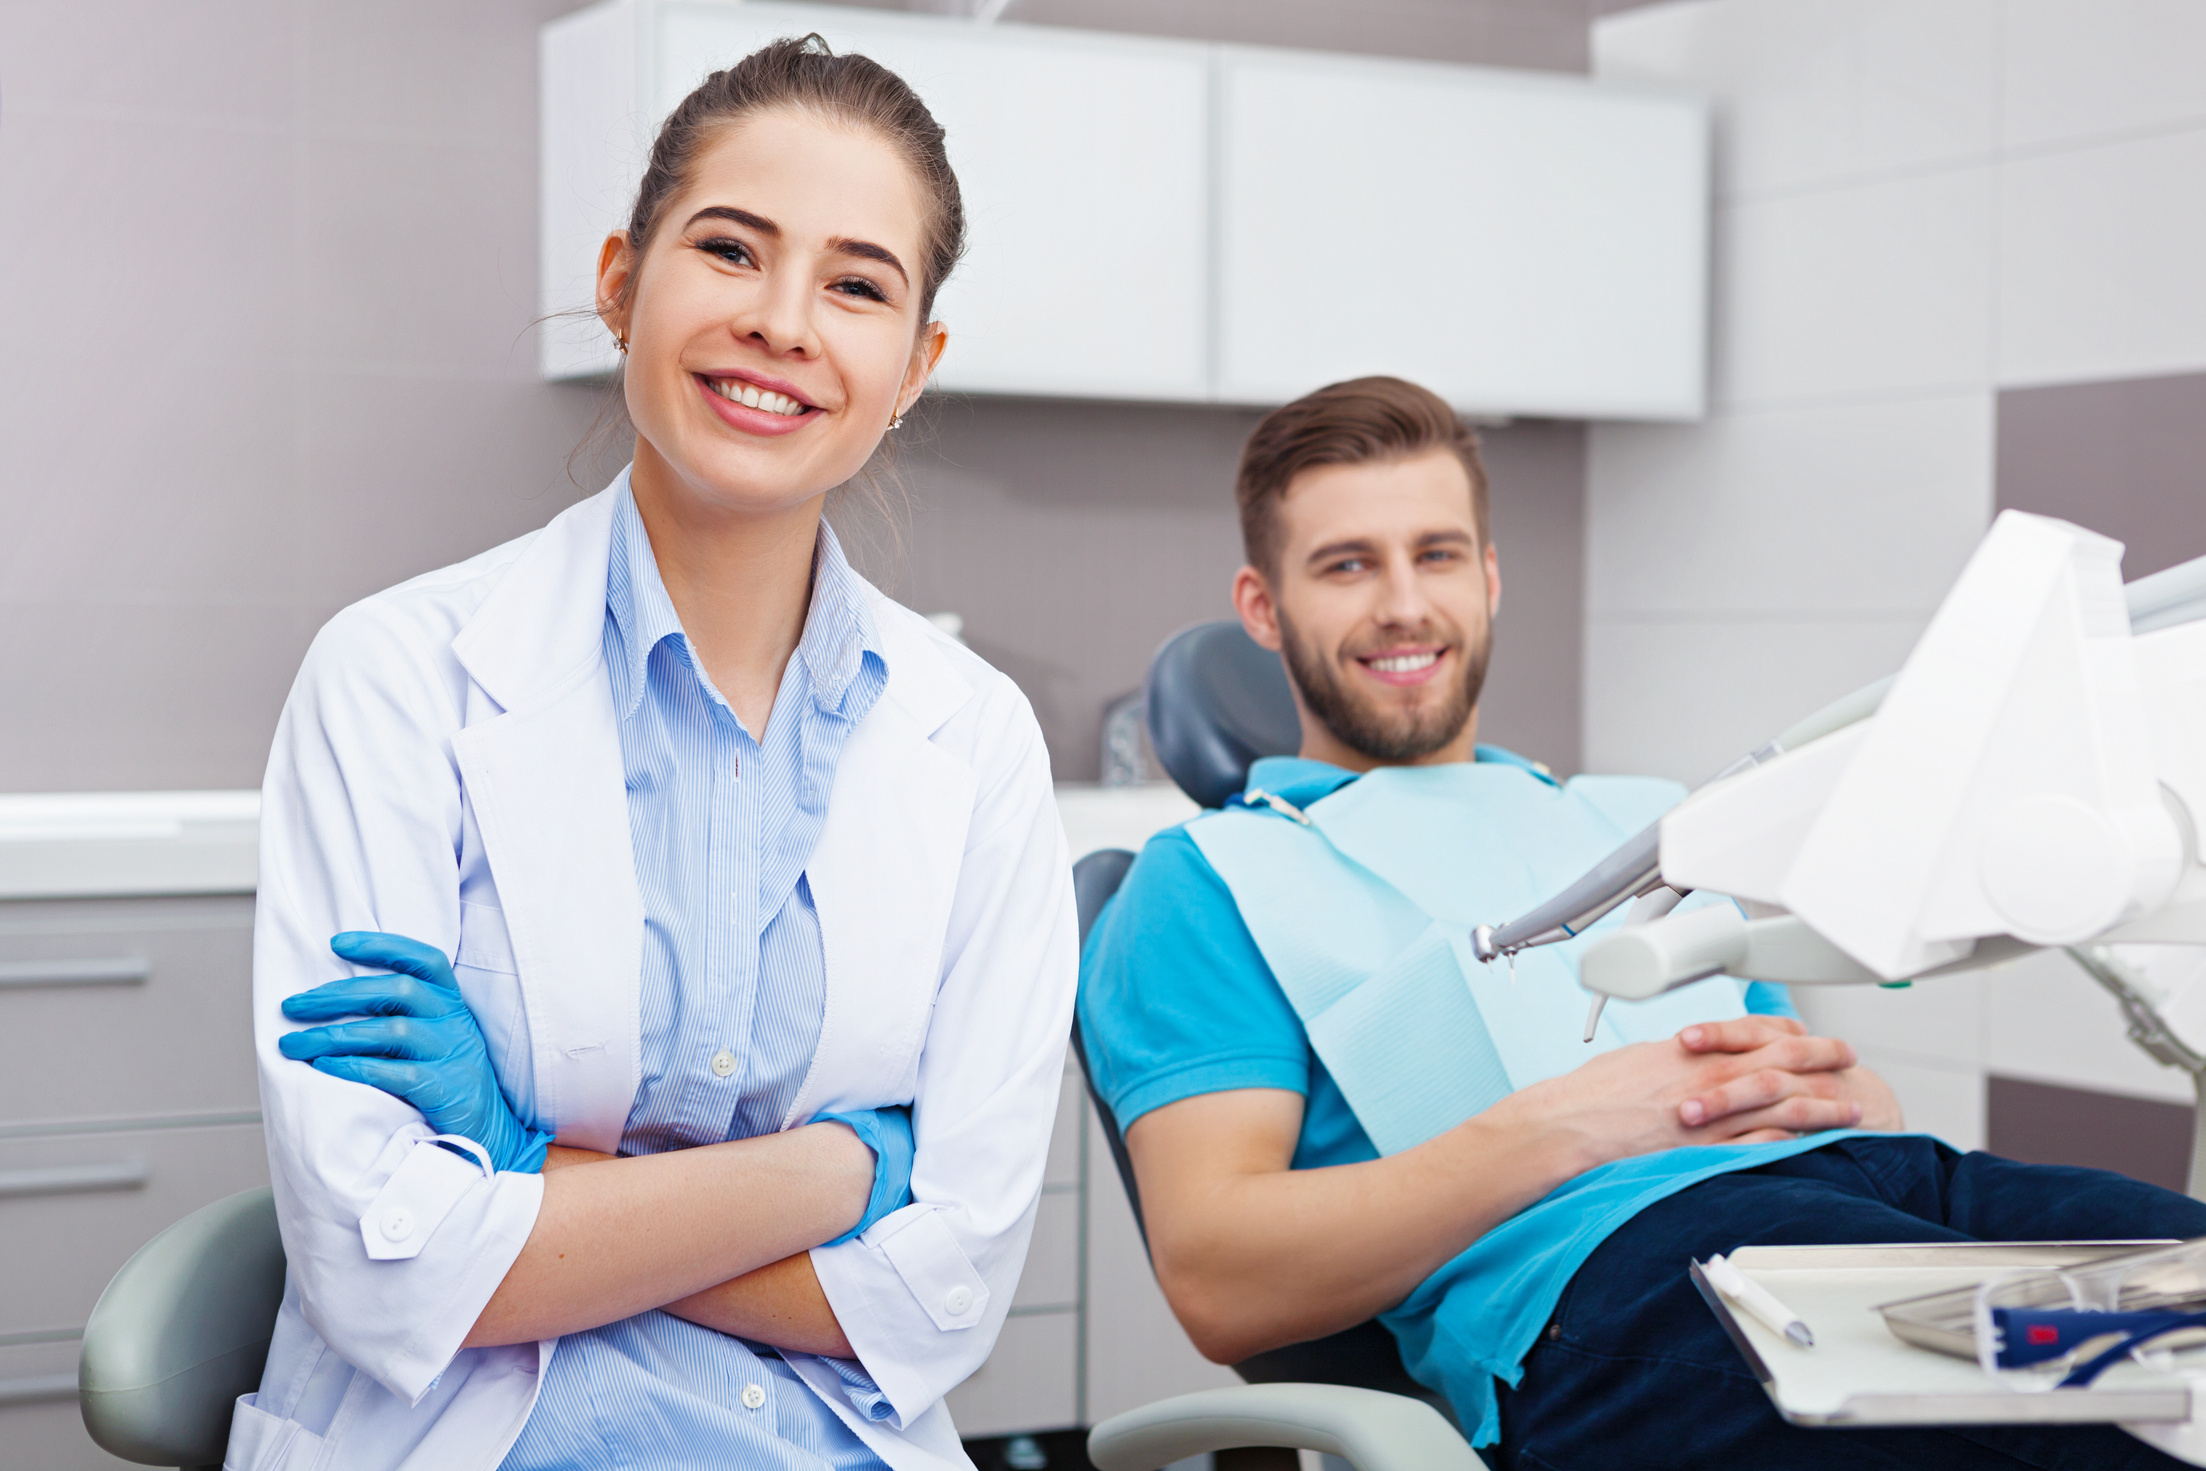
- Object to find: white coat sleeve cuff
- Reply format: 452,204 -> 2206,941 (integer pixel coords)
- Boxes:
873,1206 -> 989,1330
359,1136 -> 494,1261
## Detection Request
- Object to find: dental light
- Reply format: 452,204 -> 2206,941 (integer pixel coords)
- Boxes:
1476,512 -> 2206,1004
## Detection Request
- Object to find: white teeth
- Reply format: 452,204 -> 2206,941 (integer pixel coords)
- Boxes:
1369,652 -> 1440,674
709,379 -> 807,416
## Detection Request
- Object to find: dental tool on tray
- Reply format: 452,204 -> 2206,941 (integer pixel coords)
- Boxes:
1470,517 -> 2206,1030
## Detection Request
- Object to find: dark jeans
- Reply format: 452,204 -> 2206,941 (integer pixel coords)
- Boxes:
1495,1135 -> 2206,1471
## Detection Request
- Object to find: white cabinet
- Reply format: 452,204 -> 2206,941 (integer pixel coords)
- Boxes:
542,1 -> 1212,401
543,1 -> 1710,419
1214,48 -> 1709,420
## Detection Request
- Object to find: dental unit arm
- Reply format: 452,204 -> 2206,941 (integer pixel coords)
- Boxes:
1474,511 -> 2206,1007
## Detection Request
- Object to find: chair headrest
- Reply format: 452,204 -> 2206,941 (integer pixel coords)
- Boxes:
1143,621 -> 1301,809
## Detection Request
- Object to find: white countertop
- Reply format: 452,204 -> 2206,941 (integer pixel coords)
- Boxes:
0,791 -> 260,900
0,784 -> 1202,902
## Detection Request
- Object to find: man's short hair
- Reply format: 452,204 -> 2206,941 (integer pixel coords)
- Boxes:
1235,376 -> 1490,578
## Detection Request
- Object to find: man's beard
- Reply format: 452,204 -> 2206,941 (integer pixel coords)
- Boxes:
1277,608 -> 1488,764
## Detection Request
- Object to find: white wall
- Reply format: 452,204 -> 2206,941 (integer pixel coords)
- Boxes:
1585,0 -> 2206,1145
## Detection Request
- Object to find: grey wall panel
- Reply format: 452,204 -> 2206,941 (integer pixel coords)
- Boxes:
1986,1074 -> 2192,1194
861,402 -> 1585,780
1996,370 -> 2206,579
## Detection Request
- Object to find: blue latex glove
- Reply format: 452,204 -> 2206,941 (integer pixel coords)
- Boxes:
814,1105 -> 914,1246
278,931 -> 553,1175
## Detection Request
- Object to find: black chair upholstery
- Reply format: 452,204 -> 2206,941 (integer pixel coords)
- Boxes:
1067,850 -> 1445,1413
1144,622 -> 1301,809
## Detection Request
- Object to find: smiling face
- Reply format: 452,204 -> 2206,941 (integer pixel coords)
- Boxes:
1232,449 -> 1501,770
597,107 -> 946,522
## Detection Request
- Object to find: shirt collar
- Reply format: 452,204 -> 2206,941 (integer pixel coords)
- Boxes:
605,481 -> 884,723
794,519 -> 883,720
1235,743 -> 1557,810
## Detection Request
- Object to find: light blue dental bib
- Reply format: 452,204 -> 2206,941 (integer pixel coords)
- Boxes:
1185,761 -> 1750,1157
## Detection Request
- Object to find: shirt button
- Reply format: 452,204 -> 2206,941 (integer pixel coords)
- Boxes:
740,1382 -> 767,1411
710,1050 -> 737,1078
380,1208 -> 415,1243
943,1285 -> 973,1316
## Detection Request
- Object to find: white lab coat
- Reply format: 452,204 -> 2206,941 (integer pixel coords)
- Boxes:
227,478 -> 1077,1471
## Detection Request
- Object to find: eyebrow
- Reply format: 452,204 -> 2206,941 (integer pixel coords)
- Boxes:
1305,528 -> 1477,566
684,205 -> 778,236
828,236 -> 908,285
683,207 -> 909,286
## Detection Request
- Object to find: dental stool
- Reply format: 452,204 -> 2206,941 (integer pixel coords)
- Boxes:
1077,622 -> 1485,1470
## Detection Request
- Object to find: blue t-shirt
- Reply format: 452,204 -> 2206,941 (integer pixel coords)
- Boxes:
1076,751 -> 1846,1447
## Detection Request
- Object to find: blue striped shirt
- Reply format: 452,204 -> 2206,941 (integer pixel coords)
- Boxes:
501,482 -> 891,1470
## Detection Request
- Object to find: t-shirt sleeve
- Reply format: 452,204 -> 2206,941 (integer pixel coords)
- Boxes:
1076,826 -> 1315,1131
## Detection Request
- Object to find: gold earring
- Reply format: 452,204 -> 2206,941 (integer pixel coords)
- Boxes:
615,333 -> 628,354
889,414 -> 903,431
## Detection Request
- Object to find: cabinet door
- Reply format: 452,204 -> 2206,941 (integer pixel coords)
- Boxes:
634,2 -> 1212,401
1214,46 -> 1708,420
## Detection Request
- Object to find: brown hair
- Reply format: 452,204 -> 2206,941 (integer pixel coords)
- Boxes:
1234,376 -> 1489,577
618,34 -> 966,322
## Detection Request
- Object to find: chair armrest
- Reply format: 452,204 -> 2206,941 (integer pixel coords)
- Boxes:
1087,1383 -> 1488,1471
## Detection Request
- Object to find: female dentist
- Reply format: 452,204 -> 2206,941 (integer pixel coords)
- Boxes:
230,38 -> 1075,1471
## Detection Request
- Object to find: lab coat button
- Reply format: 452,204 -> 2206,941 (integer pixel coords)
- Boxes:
943,1285 -> 973,1316
710,1049 -> 737,1078
740,1382 -> 767,1411
380,1208 -> 415,1243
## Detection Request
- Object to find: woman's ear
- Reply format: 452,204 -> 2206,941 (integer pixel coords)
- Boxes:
896,321 -> 949,420
595,231 -> 637,346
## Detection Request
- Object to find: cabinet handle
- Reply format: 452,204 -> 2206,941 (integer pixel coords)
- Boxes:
0,1372 -> 76,1406
0,958 -> 150,988
0,1160 -> 149,1198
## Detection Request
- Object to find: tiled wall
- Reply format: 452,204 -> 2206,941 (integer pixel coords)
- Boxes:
1586,0 -> 2206,1154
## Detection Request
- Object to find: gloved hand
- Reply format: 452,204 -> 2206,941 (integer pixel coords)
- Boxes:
278,931 -> 553,1175
813,1105 -> 914,1246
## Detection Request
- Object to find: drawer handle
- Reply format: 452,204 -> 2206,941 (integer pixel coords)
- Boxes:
0,958 -> 150,989
0,1160 -> 149,1198
0,1371 -> 77,1406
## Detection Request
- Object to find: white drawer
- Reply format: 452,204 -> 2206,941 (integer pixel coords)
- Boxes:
0,1122 -> 269,1337
0,1337 -> 136,1470
0,897 -> 256,1129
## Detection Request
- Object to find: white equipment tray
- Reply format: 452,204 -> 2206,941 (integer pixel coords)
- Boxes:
1692,1242 -> 2195,1426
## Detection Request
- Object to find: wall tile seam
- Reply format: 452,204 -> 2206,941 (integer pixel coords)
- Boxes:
1994,361 -> 2206,395
1716,155 -> 1998,210
1702,384 -> 1999,417
1849,1042 -> 1987,1074
1713,109 -> 2206,210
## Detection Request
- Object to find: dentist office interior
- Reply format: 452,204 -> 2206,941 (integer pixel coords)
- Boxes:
6,0 -> 2206,1466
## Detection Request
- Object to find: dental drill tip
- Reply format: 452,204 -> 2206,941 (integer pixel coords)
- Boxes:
1583,994 -> 1608,1043
1472,924 -> 1498,963
1785,1322 -> 1815,1348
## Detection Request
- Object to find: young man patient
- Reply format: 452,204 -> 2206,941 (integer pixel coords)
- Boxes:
1078,376 -> 2206,1470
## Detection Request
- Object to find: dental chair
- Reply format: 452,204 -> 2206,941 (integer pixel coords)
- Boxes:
1075,621 -> 1485,1470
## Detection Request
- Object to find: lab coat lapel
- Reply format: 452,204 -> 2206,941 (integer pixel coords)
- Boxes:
450,483 -> 642,1152
792,601 -> 976,1121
